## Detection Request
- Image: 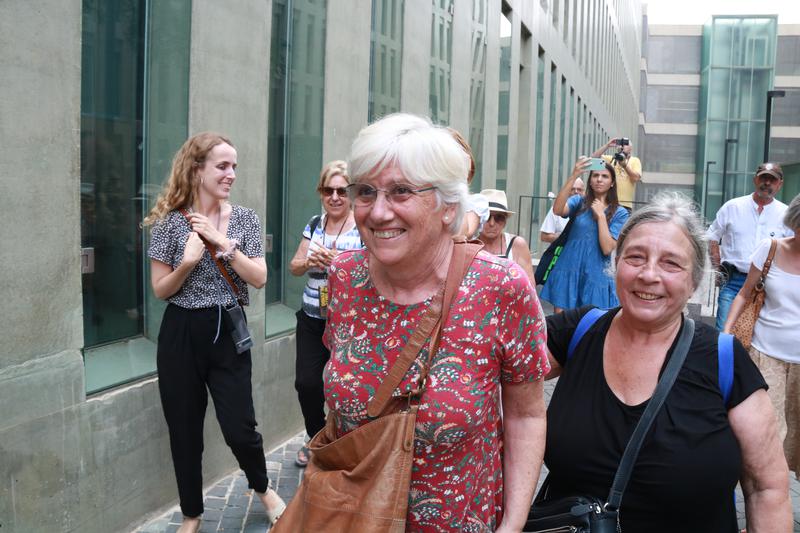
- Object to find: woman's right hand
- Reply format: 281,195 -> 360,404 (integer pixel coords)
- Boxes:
571,156 -> 591,178
183,232 -> 205,266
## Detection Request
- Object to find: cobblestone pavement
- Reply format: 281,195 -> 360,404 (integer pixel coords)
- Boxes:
133,374 -> 799,532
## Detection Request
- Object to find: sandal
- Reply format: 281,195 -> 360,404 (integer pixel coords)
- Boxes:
263,489 -> 286,525
295,445 -> 310,467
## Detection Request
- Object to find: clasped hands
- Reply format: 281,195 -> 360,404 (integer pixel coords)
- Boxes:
306,244 -> 338,270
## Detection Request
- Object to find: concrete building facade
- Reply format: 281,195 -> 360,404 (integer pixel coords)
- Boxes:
0,1 -> 641,531
638,10 -> 800,213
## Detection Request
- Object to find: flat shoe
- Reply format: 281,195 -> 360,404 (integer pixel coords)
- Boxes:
295,445 -> 310,467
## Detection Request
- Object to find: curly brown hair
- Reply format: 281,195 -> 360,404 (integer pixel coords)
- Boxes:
143,132 -> 234,226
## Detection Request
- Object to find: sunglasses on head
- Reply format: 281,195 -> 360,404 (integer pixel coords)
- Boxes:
319,186 -> 348,197
490,212 -> 508,223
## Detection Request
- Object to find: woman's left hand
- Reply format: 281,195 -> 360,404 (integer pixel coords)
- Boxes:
187,213 -> 227,248
590,199 -> 607,219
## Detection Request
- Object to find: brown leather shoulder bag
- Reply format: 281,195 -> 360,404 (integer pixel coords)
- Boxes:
730,238 -> 777,350
273,241 -> 482,533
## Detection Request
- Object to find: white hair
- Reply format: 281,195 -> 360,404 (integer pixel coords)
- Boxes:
348,113 -> 469,233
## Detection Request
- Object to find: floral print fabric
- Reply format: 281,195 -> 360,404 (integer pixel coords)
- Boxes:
323,249 -> 549,531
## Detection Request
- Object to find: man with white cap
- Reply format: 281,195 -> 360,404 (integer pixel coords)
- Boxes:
707,161 -> 794,329
479,189 -> 535,283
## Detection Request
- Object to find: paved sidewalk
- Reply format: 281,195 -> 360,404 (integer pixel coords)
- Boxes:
133,434 -> 307,533
133,374 -> 800,532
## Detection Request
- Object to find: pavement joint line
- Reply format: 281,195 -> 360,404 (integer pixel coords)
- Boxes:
134,379 -> 800,531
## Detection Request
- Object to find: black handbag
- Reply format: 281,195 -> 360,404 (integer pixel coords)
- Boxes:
525,318 -> 696,532
534,217 -> 574,285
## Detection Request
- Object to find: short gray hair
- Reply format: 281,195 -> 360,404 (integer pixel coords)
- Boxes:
348,113 -> 469,233
614,192 -> 708,289
784,193 -> 800,231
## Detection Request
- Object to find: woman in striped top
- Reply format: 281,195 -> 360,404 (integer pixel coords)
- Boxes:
289,160 -> 363,466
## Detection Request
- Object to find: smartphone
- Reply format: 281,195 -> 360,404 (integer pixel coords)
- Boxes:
587,158 -> 606,172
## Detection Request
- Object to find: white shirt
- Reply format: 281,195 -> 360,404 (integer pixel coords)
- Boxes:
750,238 -> 800,363
706,195 -> 793,273
540,207 -> 568,236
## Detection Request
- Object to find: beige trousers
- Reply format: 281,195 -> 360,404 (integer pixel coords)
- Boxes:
749,346 -> 800,478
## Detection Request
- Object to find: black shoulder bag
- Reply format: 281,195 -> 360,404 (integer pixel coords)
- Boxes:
524,318 -> 696,533
534,216 -> 574,286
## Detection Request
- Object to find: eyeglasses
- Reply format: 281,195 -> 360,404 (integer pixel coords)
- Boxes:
489,213 -> 508,224
319,186 -> 348,197
346,183 -> 437,206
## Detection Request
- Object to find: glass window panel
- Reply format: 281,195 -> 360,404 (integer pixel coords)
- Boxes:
645,85 -> 700,124
534,48 -> 546,194
266,0 -> 328,335
558,76 -> 567,182
81,0 -> 145,349
646,35 -> 701,74
771,90 -> 800,128
81,0 -> 191,393
429,0 -> 453,125
776,36 -> 800,76
546,63 -> 557,192
495,10 -> 512,188
641,134 -> 697,173
468,0 -> 488,189
369,0 -> 404,121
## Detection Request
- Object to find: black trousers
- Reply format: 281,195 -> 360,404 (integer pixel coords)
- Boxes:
157,304 -> 269,517
294,309 -> 331,438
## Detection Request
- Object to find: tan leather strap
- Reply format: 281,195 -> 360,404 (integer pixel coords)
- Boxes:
367,241 -> 483,418
756,239 -> 778,290
179,208 -> 240,298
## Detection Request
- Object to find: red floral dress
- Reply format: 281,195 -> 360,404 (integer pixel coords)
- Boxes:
323,249 -> 549,532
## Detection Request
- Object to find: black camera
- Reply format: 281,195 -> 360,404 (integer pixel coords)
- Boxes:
223,303 -> 253,354
613,138 -> 629,162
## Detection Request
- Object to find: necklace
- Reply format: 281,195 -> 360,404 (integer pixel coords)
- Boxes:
323,213 -> 349,248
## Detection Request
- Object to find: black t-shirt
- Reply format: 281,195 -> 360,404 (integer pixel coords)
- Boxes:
543,307 -> 767,533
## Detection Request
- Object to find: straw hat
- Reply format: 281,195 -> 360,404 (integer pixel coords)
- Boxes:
480,189 -> 515,215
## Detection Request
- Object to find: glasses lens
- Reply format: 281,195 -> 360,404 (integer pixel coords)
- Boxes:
321,186 -> 349,197
348,184 -> 377,204
387,185 -> 417,203
492,213 -> 507,223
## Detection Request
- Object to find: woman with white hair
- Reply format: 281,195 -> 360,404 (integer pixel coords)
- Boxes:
323,113 -> 550,531
725,193 -> 800,479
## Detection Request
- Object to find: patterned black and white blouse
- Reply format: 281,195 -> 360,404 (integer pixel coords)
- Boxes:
148,205 -> 264,308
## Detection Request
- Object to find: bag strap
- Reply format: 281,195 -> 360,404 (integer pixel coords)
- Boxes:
605,317 -> 695,511
567,307 -> 607,360
757,239 -> 778,288
179,208 -> 240,299
717,333 -> 734,407
367,241 -> 482,418
505,235 -> 517,257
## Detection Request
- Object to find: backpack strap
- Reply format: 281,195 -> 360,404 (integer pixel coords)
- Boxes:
718,333 -> 734,407
567,307 -> 608,361
307,214 -> 322,238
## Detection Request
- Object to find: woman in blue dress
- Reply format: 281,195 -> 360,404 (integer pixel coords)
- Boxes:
540,156 -> 629,312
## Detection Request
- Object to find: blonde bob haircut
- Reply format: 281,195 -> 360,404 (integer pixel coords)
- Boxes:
348,113 -> 469,234
317,160 -> 349,190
